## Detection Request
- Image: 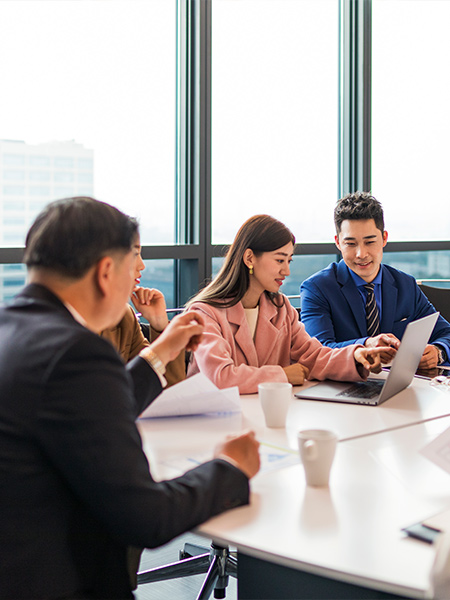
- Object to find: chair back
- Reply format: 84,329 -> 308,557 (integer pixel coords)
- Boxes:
418,284 -> 450,323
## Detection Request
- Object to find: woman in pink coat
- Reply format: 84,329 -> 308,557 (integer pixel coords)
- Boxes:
186,215 -> 393,394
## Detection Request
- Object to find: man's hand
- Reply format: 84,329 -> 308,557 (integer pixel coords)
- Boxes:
364,333 -> 400,363
142,311 -> 204,366
282,363 -> 310,386
419,344 -> 440,369
354,346 -> 393,374
215,431 -> 260,479
131,287 -> 169,333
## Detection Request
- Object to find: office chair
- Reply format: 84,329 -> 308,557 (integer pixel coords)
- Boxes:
418,283 -> 450,323
137,541 -> 237,599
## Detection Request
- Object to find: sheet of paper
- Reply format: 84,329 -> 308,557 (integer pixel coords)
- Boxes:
420,424 -> 450,475
140,373 -> 241,418
156,441 -> 299,477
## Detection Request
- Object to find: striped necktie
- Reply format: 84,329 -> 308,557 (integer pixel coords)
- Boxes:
364,283 -> 380,337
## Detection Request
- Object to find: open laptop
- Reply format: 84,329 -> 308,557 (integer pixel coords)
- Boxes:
294,312 -> 439,406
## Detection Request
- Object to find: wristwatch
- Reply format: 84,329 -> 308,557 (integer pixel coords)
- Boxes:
435,344 -> 448,365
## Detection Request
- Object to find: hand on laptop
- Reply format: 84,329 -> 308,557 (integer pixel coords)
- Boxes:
364,333 -> 399,363
354,346 -> 394,374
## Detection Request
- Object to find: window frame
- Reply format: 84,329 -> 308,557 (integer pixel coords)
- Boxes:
1,0 -> 450,309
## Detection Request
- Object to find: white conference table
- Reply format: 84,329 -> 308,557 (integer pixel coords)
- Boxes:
137,376 -> 450,599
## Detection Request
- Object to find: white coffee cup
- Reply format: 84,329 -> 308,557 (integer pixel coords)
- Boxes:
298,429 -> 338,487
258,382 -> 293,428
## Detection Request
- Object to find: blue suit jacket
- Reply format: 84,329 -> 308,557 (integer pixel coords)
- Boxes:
300,261 -> 450,350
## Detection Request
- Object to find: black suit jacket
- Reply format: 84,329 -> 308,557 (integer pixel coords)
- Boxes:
0,284 -> 249,599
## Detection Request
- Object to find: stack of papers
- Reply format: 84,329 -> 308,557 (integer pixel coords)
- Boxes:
140,373 -> 241,419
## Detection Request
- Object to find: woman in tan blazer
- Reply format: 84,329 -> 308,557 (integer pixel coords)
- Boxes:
186,215 -> 393,394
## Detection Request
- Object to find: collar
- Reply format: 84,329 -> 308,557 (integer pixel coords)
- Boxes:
63,301 -> 89,328
347,264 -> 383,289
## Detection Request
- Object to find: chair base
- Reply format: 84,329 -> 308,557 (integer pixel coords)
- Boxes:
137,542 -> 237,600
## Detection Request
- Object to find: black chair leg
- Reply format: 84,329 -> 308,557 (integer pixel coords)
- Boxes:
181,542 -> 211,559
137,552 -> 210,584
197,554 -> 221,599
197,544 -> 236,600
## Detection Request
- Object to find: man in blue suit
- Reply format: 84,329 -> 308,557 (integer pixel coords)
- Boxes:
300,192 -> 450,369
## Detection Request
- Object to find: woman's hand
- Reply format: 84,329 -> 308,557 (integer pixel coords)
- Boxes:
131,287 -> 169,332
283,363 -> 310,386
354,346 -> 392,374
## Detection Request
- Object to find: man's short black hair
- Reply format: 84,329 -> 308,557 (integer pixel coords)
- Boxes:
24,197 -> 139,279
334,191 -> 385,235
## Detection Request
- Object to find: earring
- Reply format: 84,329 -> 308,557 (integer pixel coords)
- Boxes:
249,266 -> 253,275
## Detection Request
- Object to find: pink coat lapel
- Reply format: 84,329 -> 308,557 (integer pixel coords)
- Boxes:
226,303 -> 259,366
254,295 -> 284,365
227,295 -> 283,367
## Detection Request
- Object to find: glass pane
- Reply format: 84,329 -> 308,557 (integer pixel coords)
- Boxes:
0,264 -> 27,302
138,259 -> 175,313
0,260 -> 175,311
372,0 -> 450,241
211,0 -> 339,244
212,253 -> 336,305
0,0 -> 176,247
384,251 -> 450,284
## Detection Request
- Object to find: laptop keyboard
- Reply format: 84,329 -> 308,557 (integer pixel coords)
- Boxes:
337,380 -> 384,400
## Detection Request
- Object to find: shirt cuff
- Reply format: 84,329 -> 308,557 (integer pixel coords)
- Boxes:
142,348 -> 167,388
217,454 -> 245,474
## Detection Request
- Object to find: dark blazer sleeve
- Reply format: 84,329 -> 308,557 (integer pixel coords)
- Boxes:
35,333 -> 250,549
126,355 -> 163,417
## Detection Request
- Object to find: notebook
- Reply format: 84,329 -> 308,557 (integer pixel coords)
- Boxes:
294,312 -> 439,406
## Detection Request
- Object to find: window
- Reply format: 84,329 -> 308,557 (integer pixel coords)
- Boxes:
138,260 -> 175,311
3,185 -> 25,196
384,251 -> 450,283
0,265 -> 26,302
3,170 -> 25,181
0,0 -> 176,247
29,186 -> 51,197
29,172 -> 50,182
78,172 -> 93,184
29,156 -> 50,167
372,0 -> 450,242
1,1 -> 449,309
213,253 -> 337,300
54,172 -> 74,183
54,157 -> 74,169
78,158 -> 93,170
2,154 -> 25,166
211,0 -> 339,245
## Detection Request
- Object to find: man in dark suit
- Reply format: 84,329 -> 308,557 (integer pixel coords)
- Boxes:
300,192 -> 450,369
0,197 -> 260,599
